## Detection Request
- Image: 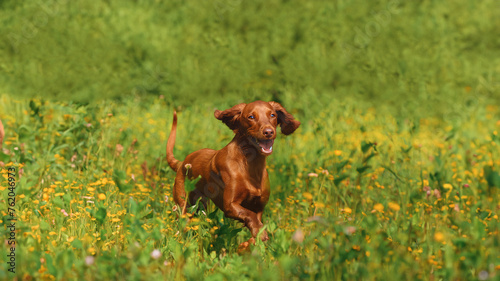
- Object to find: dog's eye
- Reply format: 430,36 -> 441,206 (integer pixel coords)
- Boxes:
271,113 -> 276,118
248,115 -> 255,119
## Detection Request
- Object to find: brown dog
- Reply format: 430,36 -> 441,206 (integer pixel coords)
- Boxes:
166,101 -> 300,243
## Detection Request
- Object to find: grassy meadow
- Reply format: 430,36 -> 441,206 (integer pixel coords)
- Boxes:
1,0 -> 500,280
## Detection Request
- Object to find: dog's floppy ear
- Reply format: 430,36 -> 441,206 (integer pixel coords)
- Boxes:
269,101 -> 300,135
214,103 -> 247,130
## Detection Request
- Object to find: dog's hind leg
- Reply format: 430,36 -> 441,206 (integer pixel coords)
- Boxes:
173,170 -> 188,214
188,190 -> 208,212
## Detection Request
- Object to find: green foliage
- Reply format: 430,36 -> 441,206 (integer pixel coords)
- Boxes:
113,170 -> 134,193
0,0 -> 500,280
0,93 -> 499,280
0,0 -> 499,118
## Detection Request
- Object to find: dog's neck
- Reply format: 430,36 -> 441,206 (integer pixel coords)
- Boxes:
231,134 -> 268,177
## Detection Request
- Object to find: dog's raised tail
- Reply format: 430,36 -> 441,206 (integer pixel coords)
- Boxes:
167,111 -> 181,171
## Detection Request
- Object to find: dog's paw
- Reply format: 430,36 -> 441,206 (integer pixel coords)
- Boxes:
237,238 -> 256,254
260,230 -> 269,242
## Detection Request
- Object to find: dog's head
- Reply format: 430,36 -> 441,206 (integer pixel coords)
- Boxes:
214,101 -> 300,155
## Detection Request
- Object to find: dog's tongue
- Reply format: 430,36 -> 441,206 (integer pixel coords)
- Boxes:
259,139 -> 274,153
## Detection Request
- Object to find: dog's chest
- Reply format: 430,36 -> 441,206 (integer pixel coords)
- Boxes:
242,193 -> 266,211
243,181 -> 269,211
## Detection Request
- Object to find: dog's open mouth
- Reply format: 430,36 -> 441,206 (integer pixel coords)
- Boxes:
251,137 -> 274,154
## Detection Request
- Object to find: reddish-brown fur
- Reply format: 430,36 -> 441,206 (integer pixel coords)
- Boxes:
166,101 -> 300,243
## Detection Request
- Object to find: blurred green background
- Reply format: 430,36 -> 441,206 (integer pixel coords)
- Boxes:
1,1 -> 500,280
1,0 -> 499,117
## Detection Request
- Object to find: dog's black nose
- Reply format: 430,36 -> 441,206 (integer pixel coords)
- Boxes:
263,128 -> 274,138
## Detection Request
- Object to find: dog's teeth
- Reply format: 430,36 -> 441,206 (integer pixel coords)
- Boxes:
261,146 -> 273,153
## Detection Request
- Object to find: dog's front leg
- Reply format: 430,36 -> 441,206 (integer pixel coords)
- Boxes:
256,211 -> 269,241
224,202 -> 263,238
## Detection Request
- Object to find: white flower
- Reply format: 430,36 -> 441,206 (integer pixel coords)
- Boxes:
292,228 -> 304,243
61,209 -> 69,217
478,270 -> 489,280
151,249 -> 161,260
85,256 -> 95,266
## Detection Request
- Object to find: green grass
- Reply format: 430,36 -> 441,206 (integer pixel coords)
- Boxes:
0,0 -> 499,280
1,0 -> 499,115
0,95 -> 499,280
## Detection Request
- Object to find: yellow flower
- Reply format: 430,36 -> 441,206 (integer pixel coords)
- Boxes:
443,183 -> 453,190
314,202 -> 325,208
343,207 -> 352,214
388,202 -> 400,211
434,232 -> 444,242
373,203 -> 384,212
302,192 -> 313,200
98,193 -> 106,200
111,218 -> 121,222
334,150 -> 342,156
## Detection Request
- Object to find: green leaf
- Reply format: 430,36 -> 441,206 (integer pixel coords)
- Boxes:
356,165 -> 371,174
143,211 -> 154,219
113,170 -> 133,193
361,141 -> 374,153
0,151 -> 10,162
40,220 -> 50,231
94,207 -> 107,224
63,193 -> 72,204
29,99 -> 39,115
17,125 -> 33,141
44,253 -> 57,276
452,238 -> 468,249
335,160 -> 349,172
401,146 -> 412,154
71,239 -> 83,249
128,197 -> 138,215
484,165 -> 500,188
334,174 -> 349,186
53,197 -> 64,208
382,165 -> 402,182
185,175 -> 201,193
229,228 -> 242,238
363,152 -> 377,163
